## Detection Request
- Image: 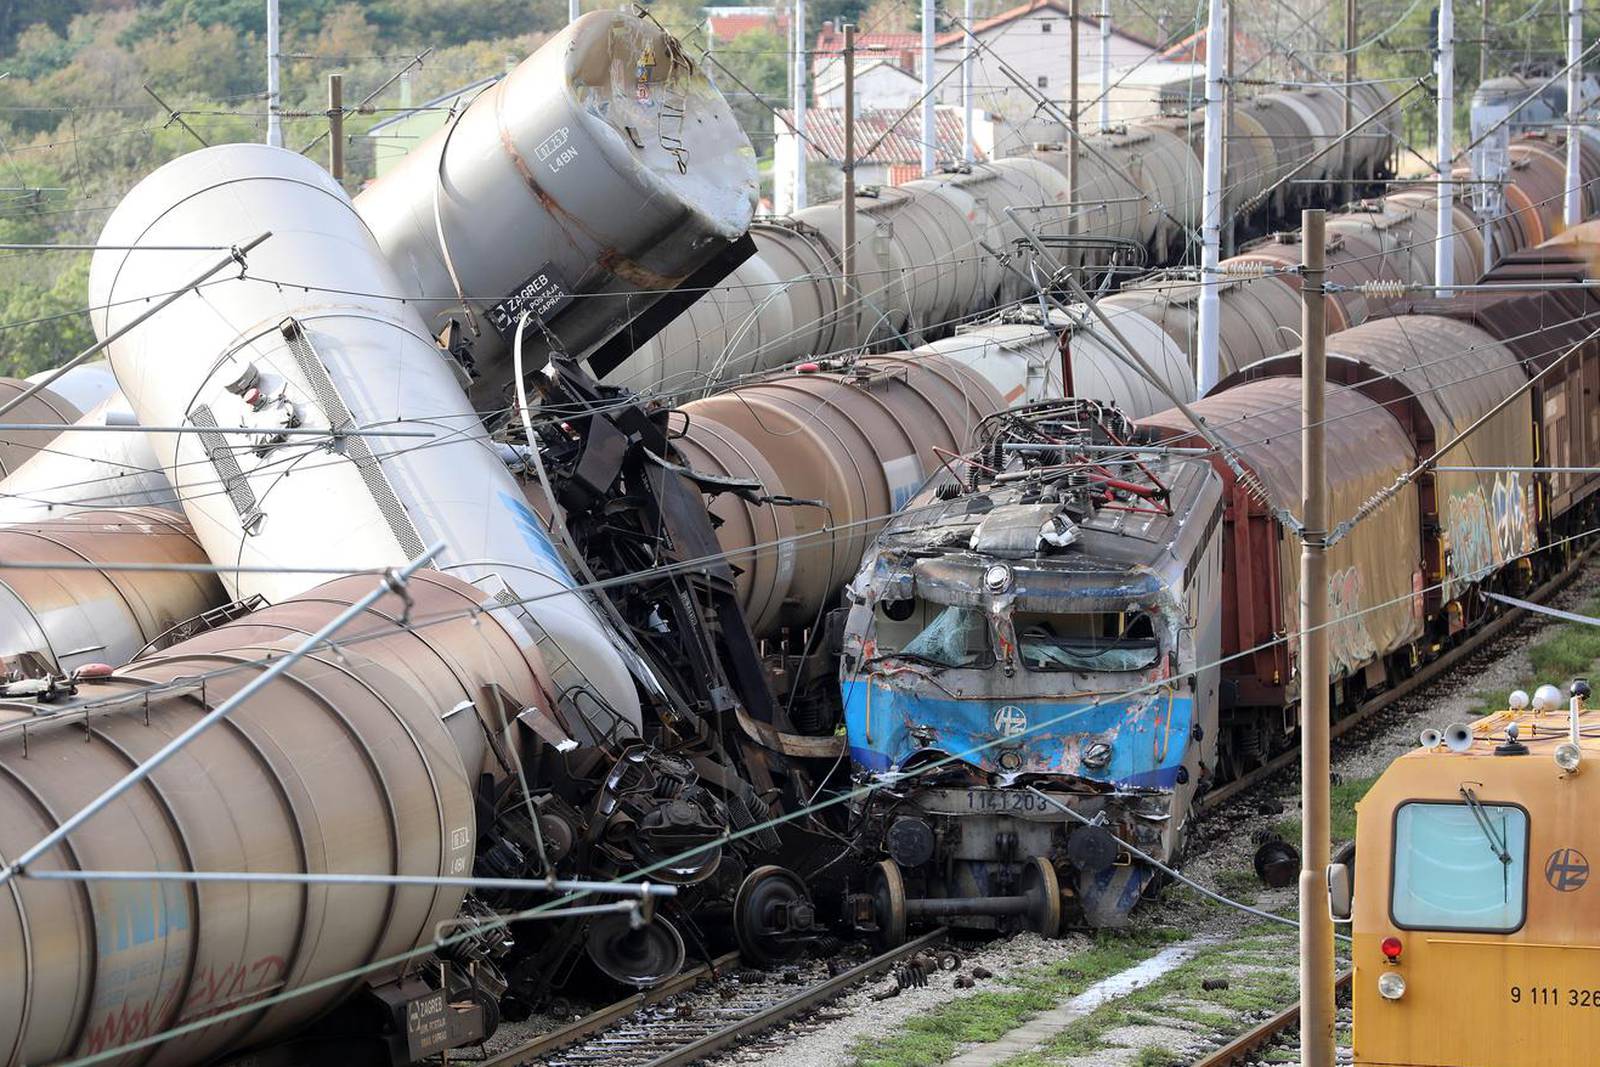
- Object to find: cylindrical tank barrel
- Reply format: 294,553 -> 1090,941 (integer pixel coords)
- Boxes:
0,393 -> 177,526
0,572 -> 546,1067
673,356 -> 1002,634
0,377 -> 80,479
354,10 -> 757,411
87,143 -> 639,738
0,507 -> 224,676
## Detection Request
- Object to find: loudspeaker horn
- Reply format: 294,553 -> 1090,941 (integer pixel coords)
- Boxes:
1444,723 -> 1474,753
1419,728 -> 1442,749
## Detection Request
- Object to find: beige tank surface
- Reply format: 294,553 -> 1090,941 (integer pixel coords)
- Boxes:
674,355 -> 1002,634
0,378 -> 80,479
0,572 -> 548,1067
0,508 -> 223,676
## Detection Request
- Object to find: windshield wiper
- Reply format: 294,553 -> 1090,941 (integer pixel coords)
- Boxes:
1460,785 -> 1512,901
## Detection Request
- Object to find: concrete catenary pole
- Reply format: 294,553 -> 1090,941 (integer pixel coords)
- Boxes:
1298,207 -> 1335,1067
328,73 -> 345,186
923,0 -> 937,174
1435,0 -> 1455,297
1196,0 -> 1226,394
265,0 -> 282,147
964,0 -> 976,162
1225,0 -> 1236,254
842,23 -> 858,348
1343,0 -> 1356,202
795,0 -> 809,210
1566,0 -> 1584,227
1068,0 -> 1080,234
1099,0 -> 1112,131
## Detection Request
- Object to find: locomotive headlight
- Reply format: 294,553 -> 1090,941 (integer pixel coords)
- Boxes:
984,563 -> 1013,594
1377,972 -> 1407,1000
1556,741 -> 1583,773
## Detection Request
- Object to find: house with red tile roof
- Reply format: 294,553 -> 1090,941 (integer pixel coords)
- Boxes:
705,5 -> 790,45
810,0 -> 1158,122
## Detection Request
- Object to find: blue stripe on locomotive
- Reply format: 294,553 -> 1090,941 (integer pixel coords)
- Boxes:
840,678 -> 1193,789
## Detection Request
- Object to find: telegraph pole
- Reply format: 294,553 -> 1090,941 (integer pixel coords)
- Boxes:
1435,0 -> 1455,297
922,0 -> 936,174
327,74 -> 345,187
842,23 -> 858,349
1068,0 -> 1080,234
1565,0 -> 1584,227
266,0 -> 282,146
1298,207 -> 1335,1067
1196,0 -> 1225,393
964,0 -> 976,163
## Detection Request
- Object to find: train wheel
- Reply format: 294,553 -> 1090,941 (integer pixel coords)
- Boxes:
870,859 -> 908,950
734,865 -> 811,967
1022,857 -> 1063,938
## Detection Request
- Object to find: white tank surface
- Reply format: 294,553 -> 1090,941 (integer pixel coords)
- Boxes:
24,360 -> 118,414
911,307 -> 1194,419
355,10 -> 757,411
0,392 -> 177,525
88,143 -> 640,739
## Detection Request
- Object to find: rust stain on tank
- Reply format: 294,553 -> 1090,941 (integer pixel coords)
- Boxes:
496,114 -> 688,292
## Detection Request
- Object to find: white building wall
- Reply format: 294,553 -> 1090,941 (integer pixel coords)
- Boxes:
931,14 -> 1153,122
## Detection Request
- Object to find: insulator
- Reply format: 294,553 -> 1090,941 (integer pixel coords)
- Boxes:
1359,279 -> 1411,299
1218,260 -> 1277,278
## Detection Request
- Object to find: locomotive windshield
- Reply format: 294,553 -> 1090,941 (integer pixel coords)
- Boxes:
1391,800 -> 1528,932
875,603 -> 994,669
1015,611 -> 1161,673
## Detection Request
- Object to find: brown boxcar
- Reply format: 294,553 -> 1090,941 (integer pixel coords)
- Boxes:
1141,380 -> 1422,771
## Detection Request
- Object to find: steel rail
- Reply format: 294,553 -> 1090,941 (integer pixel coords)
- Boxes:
480,951 -> 741,1067
639,929 -> 949,1067
1192,970 -> 1353,1066
1198,541 -> 1597,813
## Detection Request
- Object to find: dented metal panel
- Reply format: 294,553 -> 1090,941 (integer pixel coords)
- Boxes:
355,10 -> 758,407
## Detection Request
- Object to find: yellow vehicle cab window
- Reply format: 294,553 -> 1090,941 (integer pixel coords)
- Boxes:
1391,800 -> 1529,932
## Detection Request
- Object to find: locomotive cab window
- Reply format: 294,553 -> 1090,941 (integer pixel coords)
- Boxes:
1014,611 -> 1160,673
1391,799 -> 1528,932
873,601 -> 994,669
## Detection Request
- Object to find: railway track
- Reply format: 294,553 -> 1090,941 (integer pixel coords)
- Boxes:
1192,970 -> 1353,1067
484,930 -> 947,1067
1198,543 -> 1596,814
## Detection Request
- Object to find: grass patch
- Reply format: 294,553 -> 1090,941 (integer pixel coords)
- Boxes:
1134,1047 -> 1185,1066
1475,596 -> 1600,713
848,929 -> 1185,1067
1002,933 -> 1302,1066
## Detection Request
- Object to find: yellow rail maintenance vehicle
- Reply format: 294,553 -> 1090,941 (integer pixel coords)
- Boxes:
1335,679 -> 1600,1067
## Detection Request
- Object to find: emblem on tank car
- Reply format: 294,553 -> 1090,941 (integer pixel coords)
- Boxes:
1545,848 -> 1589,892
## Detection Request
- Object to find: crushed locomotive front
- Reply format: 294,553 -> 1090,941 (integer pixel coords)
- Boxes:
838,401 -> 1224,933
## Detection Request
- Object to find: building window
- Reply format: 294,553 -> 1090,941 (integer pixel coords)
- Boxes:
1040,19 -> 1053,30
1037,75 -> 1049,88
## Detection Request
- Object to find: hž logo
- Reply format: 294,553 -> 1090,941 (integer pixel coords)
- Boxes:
994,704 -> 1028,739
1546,848 -> 1589,892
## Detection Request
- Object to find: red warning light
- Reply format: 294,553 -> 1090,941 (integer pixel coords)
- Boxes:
1380,936 -> 1403,961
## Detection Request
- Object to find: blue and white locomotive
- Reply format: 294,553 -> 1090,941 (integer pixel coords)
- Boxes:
838,400 -> 1224,935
